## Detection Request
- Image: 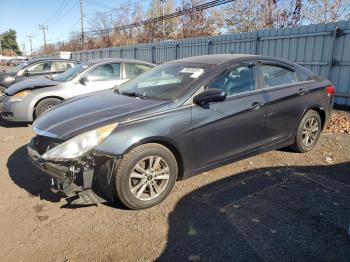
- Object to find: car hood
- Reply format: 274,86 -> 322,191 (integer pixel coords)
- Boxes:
33,90 -> 169,140
5,77 -> 60,95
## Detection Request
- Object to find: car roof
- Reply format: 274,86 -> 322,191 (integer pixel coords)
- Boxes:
84,58 -> 155,66
169,54 -> 294,66
27,58 -> 76,64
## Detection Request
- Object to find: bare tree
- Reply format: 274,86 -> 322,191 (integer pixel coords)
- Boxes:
178,0 -> 219,38
223,0 -> 304,32
304,0 -> 350,23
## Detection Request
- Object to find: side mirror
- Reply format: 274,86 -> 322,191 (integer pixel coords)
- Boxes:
193,88 -> 227,105
79,76 -> 88,85
24,69 -> 31,77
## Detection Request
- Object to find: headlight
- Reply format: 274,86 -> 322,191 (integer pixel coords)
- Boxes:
4,76 -> 15,82
42,123 -> 118,160
9,90 -> 30,102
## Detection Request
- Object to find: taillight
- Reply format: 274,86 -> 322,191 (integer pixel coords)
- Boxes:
326,85 -> 335,95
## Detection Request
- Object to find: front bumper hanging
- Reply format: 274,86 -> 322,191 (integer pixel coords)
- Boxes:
27,138 -> 119,205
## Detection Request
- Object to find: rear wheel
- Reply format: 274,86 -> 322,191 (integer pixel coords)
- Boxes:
113,143 -> 178,209
291,110 -> 322,153
35,98 -> 61,118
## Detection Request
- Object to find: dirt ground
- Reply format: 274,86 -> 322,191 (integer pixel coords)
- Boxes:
0,112 -> 349,261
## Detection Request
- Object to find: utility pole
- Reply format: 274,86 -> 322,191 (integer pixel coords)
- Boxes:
39,24 -> 48,49
0,38 -> 2,56
27,35 -> 33,54
79,0 -> 85,50
160,0 -> 166,40
21,42 -> 26,56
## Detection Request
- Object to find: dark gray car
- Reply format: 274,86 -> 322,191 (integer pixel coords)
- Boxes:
27,54 -> 334,209
0,58 -> 76,92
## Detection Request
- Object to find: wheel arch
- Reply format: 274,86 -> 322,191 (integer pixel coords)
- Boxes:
123,137 -> 185,179
32,96 -> 65,120
305,106 -> 326,130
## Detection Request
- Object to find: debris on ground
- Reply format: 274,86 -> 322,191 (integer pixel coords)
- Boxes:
0,136 -> 14,142
325,110 -> 350,134
324,157 -> 334,164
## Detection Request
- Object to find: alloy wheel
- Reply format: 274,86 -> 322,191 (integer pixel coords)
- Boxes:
128,156 -> 170,201
302,117 -> 319,147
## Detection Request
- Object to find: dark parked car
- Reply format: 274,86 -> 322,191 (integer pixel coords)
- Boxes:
0,58 -> 76,93
27,54 -> 334,209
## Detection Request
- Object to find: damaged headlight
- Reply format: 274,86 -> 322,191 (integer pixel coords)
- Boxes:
42,123 -> 118,160
9,90 -> 31,102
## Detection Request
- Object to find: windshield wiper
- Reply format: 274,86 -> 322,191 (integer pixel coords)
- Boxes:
120,91 -> 152,100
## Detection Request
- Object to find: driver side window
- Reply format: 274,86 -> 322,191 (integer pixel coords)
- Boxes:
86,63 -> 120,81
208,65 -> 256,96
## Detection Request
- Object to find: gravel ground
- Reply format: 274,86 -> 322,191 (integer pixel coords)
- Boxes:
0,109 -> 349,261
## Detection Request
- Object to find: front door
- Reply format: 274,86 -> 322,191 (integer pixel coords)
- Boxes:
191,63 -> 268,170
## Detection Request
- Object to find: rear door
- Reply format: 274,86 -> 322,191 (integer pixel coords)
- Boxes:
191,62 -> 269,170
258,61 -> 310,143
74,62 -> 123,96
51,61 -> 75,74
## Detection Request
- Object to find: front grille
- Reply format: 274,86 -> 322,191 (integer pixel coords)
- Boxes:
34,135 -> 61,155
0,94 -> 8,103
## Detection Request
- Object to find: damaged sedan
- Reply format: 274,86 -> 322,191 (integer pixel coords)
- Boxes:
27,54 -> 334,209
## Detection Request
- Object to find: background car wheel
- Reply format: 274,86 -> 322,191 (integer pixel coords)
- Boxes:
0,86 -> 6,96
291,110 -> 322,153
35,98 -> 61,118
113,143 -> 178,210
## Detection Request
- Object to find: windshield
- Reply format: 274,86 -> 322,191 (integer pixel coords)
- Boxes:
5,62 -> 28,73
51,63 -> 89,82
117,63 -> 207,101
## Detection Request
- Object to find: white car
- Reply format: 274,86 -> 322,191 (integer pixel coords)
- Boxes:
0,58 -> 154,122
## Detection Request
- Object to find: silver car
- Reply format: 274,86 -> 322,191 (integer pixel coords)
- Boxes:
0,58 -> 154,122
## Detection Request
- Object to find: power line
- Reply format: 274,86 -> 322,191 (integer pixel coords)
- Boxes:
44,0 -> 70,25
49,1 -> 79,26
86,0 -> 235,36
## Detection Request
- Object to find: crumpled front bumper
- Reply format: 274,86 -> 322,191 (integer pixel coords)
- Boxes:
27,138 -> 120,205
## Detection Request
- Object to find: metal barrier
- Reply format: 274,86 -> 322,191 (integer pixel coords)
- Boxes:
71,21 -> 350,105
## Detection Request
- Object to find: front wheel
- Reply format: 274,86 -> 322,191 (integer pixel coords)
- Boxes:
35,98 -> 61,118
291,110 -> 322,153
113,143 -> 178,209
0,86 -> 6,96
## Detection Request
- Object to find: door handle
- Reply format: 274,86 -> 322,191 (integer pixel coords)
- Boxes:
250,102 -> 263,110
298,88 -> 308,95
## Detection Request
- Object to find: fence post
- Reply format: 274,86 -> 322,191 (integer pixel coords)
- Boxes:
327,26 -> 338,79
175,44 -> 179,59
255,36 -> 260,55
151,46 -> 156,64
120,48 -> 123,58
134,47 -> 137,59
108,49 -> 112,58
207,40 -> 212,55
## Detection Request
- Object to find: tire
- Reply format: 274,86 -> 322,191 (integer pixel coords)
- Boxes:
113,143 -> 178,209
0,86 -> 6,96
291,110 -> 322,153
35,98 -> 61,118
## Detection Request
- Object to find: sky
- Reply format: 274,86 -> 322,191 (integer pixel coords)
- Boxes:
0,0 -> 152,54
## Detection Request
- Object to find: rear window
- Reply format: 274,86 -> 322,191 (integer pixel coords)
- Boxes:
261,65 -> 296,88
